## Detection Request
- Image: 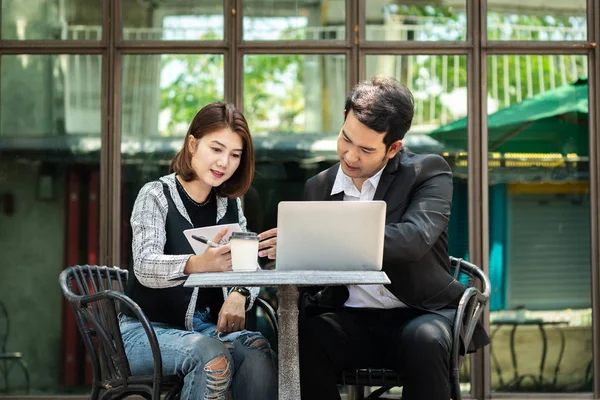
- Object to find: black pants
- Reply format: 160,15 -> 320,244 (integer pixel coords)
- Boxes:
299,307 -> 453,400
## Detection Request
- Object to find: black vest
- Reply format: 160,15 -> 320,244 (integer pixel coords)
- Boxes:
123,181 -> 239,328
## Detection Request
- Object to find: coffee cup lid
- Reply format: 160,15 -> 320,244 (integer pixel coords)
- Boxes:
231,231 -> 258,240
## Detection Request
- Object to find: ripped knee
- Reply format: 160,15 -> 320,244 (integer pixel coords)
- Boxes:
241,333 -> 272,355
204,355 -> 231,399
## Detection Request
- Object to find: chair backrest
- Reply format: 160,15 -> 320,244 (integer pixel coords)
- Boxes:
59,265 -> 132,388
449,257 -> 491,363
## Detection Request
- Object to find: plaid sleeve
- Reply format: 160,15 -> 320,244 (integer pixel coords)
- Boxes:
130,181 -> 191,288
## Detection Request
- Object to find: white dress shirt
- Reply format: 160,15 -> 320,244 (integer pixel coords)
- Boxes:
331,165 -> 407,309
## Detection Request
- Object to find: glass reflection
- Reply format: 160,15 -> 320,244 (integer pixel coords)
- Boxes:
365,1 -> 467,41
487,0 -> 586,40
122,0 -> 224,40
243,54 -> 346,135
1,0 -> 102,40
243,0 -> 345,40
482,55 -> 590,393
121,54 -> 225,139
0,54 -> 102,394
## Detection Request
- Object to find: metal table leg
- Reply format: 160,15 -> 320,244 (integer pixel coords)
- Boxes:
490,324 -> 506,388
552,326 -> 566,388
509,324 -> 520,388
537,323 -> 547,388
277,285 -> 300,400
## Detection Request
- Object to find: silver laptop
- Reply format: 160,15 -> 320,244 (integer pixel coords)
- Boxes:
275,201 -> 386,271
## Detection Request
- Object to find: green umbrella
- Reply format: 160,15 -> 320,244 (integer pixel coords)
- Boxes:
428,78 -> 589,156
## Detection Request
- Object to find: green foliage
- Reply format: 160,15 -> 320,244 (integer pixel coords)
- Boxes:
160,53 -> 224,135
159,28 -> 306,136
159,30 -> 224,136
243,54 -> 304,134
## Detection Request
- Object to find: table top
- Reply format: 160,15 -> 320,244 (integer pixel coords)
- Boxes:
183,269 -> 390,288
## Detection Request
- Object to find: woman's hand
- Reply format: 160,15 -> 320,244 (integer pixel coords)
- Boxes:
216,292 -> 246,333
184,228 -> 232,273
258,228 -> 277,259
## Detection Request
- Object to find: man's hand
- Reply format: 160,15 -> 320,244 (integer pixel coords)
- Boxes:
184,228 -> 232,273
258,228 -> 277,259
216,292 -> 246,333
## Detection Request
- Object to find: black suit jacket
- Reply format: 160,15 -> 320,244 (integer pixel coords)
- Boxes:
303,147 -> 489,352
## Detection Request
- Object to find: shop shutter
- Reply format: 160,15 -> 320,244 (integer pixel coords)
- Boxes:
507,193 -> 591,310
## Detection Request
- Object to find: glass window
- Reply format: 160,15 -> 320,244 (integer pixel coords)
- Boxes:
241,53 -> 345,253
122,0 -> 224,40
243,0 -> 345,41
0,54 -> 101,394
1,0 -> 102,40
120,53 -> 225,267
487,0 -> 587,40
369,54 -> 470,396
243,54 -> 346,135
364,1 -> 467,41
489,55 -> 591,393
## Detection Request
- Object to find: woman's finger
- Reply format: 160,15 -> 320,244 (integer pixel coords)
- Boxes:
217,244 -> 231,255
258,237 -> 277,249
212,227 -> 229,244
258,228 -> 277,241
259,246 -> 277,258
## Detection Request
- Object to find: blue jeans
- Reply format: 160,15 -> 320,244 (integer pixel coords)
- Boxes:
120,310 -> 277,400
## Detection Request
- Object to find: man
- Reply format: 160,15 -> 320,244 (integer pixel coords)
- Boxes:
298,75 -> 489,400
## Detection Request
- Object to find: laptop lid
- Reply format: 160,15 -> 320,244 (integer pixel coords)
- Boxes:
275,201 -> 386,271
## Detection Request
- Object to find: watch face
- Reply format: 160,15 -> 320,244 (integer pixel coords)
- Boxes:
233,287 -> 250,297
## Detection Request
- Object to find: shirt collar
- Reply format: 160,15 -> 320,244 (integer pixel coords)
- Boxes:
331,162 -> 388,196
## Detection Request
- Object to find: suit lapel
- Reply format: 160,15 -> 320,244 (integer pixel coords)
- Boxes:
373,150 -> 402,201
325,164 -> 343,201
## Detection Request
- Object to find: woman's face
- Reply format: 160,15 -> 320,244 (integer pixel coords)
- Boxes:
188,128 -> 243,188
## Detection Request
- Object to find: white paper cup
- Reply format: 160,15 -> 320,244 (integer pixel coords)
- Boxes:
230,232 -> 259,272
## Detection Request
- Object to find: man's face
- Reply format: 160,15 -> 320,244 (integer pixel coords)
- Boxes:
337,110 -> 402,188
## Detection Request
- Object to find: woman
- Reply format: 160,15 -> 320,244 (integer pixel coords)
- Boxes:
119,102 -> 277,400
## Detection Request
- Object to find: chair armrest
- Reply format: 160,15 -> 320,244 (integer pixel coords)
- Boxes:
453,288 -> 485,351
88,291 -> 163,374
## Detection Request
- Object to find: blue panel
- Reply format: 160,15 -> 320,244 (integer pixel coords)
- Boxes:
489,184 -> 507,311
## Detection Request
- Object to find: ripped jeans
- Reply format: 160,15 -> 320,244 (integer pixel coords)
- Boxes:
119,310 -> 277,400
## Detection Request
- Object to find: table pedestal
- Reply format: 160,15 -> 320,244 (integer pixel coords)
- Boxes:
183,270 -> 390,399
277,285 -> 300,400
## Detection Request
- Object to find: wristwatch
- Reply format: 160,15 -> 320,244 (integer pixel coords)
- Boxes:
230,287 -> 251,307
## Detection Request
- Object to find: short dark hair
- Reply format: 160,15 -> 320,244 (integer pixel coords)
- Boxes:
344,75 -> 414,146
169,102 -> 255,198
